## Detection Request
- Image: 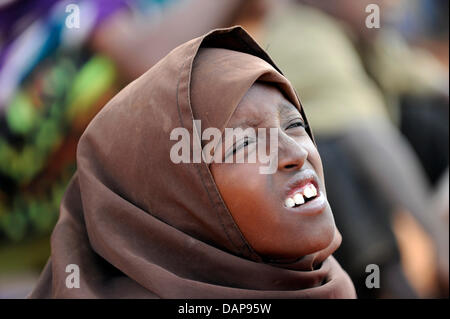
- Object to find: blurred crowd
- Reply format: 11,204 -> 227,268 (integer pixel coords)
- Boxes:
0,0 -> 448,298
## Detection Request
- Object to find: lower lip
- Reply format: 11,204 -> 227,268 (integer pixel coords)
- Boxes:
285,191 -> 327,216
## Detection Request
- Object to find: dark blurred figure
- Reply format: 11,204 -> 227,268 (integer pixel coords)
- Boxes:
395,0 -> 449,187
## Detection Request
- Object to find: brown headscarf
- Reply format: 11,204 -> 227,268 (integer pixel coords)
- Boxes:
29,26 -> 355,298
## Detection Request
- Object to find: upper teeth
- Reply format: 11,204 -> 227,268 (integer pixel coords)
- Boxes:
285,197 -> 295,208
284,183 -> 317,208
303,184 -> 317,198
293,193 -> 305,205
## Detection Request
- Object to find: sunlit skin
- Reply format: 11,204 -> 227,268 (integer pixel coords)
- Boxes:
210,83 -> 336,260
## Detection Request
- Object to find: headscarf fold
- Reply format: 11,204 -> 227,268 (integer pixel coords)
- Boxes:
30,26 -> 355,298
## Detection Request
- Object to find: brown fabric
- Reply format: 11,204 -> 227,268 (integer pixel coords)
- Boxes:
29,26 -> 356,298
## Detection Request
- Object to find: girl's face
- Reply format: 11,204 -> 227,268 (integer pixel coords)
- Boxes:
210,83 -> 336,260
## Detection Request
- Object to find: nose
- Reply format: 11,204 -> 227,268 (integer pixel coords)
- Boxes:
277,133 -> 308,172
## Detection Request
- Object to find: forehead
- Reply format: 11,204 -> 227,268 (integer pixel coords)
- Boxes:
228,83 -> 300,128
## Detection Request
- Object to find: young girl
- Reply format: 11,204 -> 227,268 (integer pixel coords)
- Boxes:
29,26 -> 355,298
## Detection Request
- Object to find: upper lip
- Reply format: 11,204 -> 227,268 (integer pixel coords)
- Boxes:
284,169 -> 320,198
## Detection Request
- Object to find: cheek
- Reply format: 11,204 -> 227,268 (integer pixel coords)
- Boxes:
209,163 -> 270,225
210,163 -> 263,207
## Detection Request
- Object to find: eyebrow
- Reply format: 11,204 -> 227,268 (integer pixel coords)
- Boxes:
231,114 -> 264,129
279,101 -> 300,118
231,101 -> 300,129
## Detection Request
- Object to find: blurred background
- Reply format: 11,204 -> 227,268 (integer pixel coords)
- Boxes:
0,0 -> 448,298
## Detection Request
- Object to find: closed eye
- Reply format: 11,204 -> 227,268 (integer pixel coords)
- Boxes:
286,120 -> 306,130
232,138 -> 250,154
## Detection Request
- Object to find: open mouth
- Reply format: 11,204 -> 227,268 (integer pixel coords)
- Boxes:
284,182 -> 318,208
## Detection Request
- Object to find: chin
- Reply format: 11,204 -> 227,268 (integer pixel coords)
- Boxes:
264,224 -> 336,260
297,211 -> 337,256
